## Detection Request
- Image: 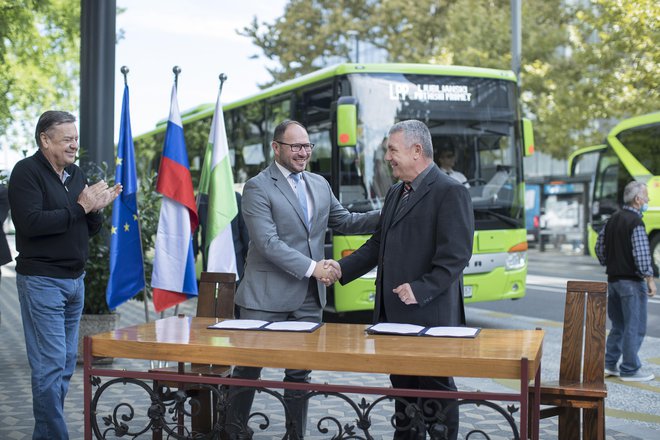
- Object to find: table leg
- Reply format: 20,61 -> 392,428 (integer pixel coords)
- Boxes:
532,364 -> 541,440
520,358 -> 528,440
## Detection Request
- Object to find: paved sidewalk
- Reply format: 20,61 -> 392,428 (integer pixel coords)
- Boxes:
1,249 -> 659,438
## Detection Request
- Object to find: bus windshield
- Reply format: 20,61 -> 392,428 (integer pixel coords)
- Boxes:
616,123 -> 660,175
338,73 -> 523,230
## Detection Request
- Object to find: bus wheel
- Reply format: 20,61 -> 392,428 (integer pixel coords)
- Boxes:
651,234 -> 660,278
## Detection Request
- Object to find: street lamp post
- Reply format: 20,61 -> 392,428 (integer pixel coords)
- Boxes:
346,30 -> 359,63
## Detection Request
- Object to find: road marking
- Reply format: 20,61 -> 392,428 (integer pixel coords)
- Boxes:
605,376 -> 660,391
605,408 -> 660,424
527,284 -> 565,293
527,274 -> 573,287
528,275 -> 660,304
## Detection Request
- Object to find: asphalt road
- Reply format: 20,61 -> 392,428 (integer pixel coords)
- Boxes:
468,248 -> 660,338
325,248 -> 660,338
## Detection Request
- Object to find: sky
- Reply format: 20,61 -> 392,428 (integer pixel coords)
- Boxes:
114,0 -> 287,141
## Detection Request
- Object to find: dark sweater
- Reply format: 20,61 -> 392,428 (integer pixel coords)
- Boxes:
603,208 -> 644,281
8,150 -> 103,278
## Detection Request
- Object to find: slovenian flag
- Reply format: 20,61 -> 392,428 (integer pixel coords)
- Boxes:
151,84 -> 199,312
197,85 -> 238,275
106,83 -> 145,310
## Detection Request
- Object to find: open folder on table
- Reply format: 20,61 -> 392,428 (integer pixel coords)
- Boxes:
366,323 -> 480,338
208,319 -> 323,333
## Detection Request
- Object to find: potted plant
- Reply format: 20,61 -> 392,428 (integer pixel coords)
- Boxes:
77,163 -> 161,363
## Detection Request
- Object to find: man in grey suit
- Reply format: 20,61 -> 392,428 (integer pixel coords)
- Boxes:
227,120 -> 379,439
336,120 -> 474,440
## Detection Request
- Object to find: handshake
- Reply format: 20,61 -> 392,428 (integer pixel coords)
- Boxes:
313,259 -> 342,286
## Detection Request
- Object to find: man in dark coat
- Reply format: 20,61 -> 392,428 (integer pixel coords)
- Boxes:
336,120 -> 474,440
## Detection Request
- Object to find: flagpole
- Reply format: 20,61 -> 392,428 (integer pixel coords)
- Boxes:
163,65 -> 182,319
218,73 -> 227,94
173,65 -> 181,90
121,65 -> 151,324
200,73 -> 228,271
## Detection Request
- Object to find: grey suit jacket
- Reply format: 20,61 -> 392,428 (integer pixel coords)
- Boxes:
235,163 -> 379,312
340,164 -> 474,326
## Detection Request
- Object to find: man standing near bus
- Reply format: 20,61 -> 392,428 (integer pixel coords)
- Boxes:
597,180 -> 656,382
226,120 -> 379,439
336,120 -> 474,439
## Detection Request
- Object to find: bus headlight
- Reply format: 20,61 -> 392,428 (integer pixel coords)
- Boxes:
505,251 -> 526,271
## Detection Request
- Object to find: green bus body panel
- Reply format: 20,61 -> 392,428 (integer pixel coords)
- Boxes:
575,112 -> 660,258
567,144 -> 606,175
332,234 -> 375,312
522,118 -> 535,157
464,267 -> 527,303
336,97 -> 358,147
474,228 -> 527,252
588,190 -> 660,258
607,112 -> 660,179
331,229 -> 528,312
609,112 -> 660,137
607,113 -> 660,233
468,228 -> 528,302
135,63 -> 518,140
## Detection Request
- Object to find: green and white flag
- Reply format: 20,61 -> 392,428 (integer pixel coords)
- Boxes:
198,87 -> 238,275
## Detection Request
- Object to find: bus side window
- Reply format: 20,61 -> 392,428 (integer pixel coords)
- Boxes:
307,129 -> 332,183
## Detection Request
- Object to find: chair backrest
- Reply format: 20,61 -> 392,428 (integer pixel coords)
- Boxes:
196,272 -> 236,319
559,281 -> 608,384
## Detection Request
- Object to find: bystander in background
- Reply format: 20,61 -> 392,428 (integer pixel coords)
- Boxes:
596,180 -> 656,382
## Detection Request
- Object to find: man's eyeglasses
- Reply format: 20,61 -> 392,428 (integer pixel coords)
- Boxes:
275,141 -> 315,152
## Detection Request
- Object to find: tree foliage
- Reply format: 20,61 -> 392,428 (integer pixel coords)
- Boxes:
527,0 -> 660,156
0,0 -> 80,150
240,0 -> 659,157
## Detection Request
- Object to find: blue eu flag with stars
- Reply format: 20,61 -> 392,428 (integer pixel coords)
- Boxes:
106,84 -> 145,310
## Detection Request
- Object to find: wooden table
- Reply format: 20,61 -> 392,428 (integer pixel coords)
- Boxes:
83,316 -> 543,439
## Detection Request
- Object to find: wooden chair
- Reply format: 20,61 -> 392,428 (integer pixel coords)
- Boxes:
152,271 -> 236,437
530,280 -> 608,439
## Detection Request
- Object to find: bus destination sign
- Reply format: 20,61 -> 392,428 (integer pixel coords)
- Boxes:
389,83 -> 473,103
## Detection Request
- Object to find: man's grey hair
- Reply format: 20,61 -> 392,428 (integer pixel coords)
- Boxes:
35,111 -> 76,149
622,181 -> 647,205
388,120 -> 433,158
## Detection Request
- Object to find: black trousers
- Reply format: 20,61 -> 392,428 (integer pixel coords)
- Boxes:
389,374 -> 459,440
226,281 -> 321,439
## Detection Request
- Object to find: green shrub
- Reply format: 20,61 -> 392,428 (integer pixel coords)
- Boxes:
81,162 -> 161,314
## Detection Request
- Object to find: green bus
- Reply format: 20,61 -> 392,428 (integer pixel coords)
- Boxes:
568,111 -> 660,275
135,63 -> 535,313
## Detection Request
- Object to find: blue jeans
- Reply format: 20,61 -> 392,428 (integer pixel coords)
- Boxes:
17,273 -> 85,440
605,279 -> 648,376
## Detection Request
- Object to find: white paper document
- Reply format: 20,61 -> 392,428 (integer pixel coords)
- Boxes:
423,326 -> 480,338
367,322 -> 480,338
208,319 -> 322,333
368,323 -> 425,335
264,321 -> 320,331
208,319 -> 269,330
